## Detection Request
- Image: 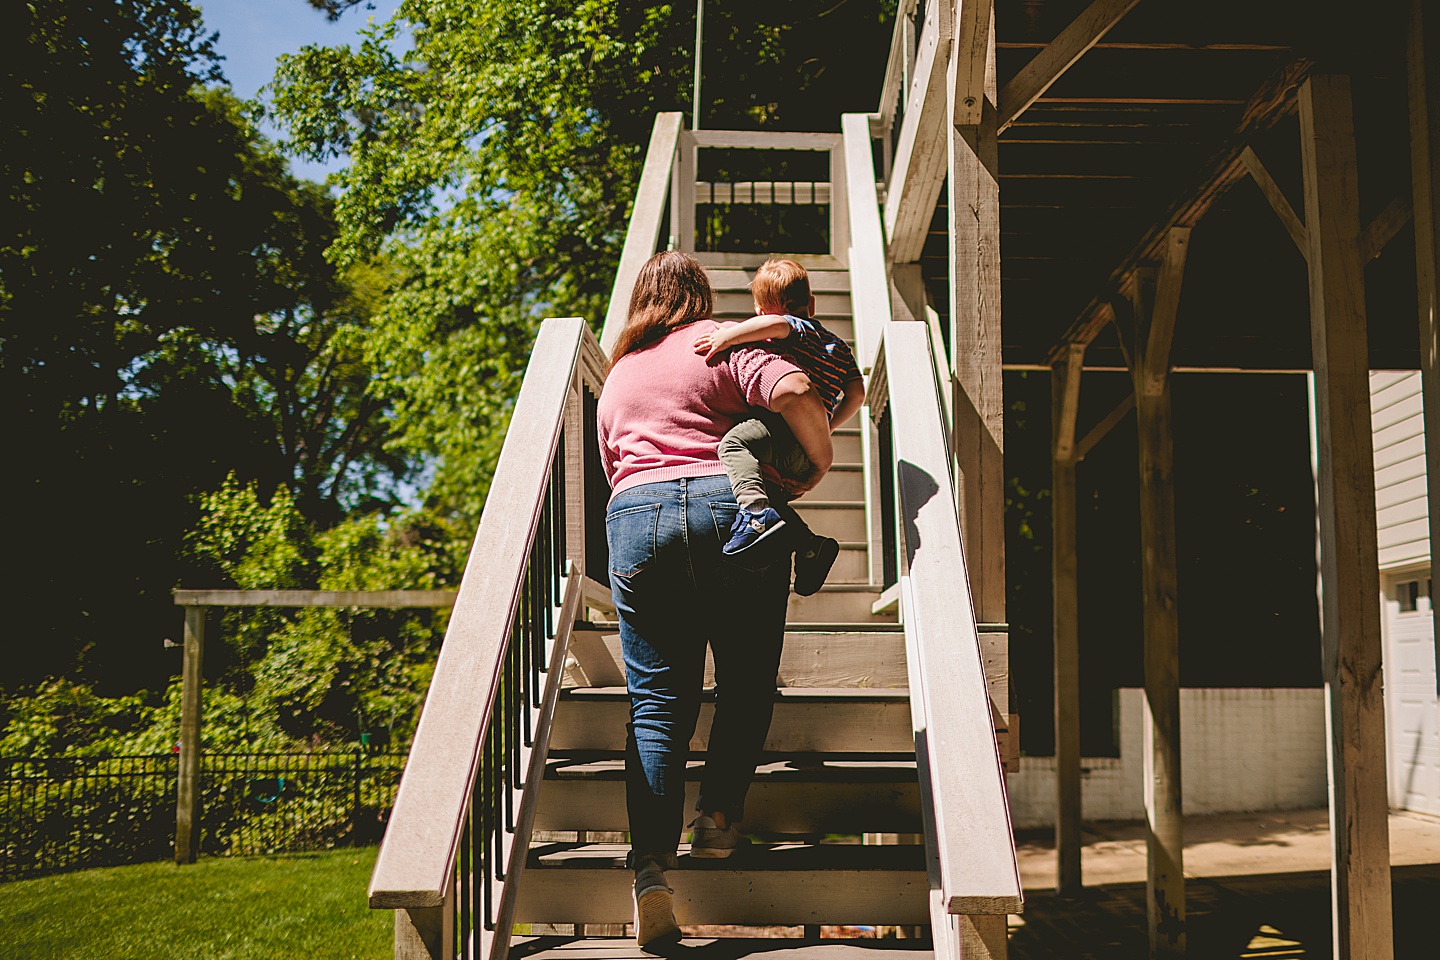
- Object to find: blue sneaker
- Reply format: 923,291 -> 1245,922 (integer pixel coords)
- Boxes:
723,507 -> 787,555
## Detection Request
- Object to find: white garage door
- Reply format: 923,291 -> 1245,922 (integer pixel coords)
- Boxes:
1382,571 -> 1440,815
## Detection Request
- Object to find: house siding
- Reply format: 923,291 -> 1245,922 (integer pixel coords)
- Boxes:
1371,371 -> 1430,568
1370,371 -> 1440,815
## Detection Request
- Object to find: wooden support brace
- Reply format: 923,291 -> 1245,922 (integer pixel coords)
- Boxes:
1074,393 -> 1136,463
1360,194 -> 1414,263
997,0 -> 1144,132
1241,146 -> 1308,256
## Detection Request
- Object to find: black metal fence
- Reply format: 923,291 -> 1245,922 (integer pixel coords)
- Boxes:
1,751 -> 406,881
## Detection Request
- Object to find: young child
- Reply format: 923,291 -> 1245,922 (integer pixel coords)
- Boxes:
692,258 -> 865,596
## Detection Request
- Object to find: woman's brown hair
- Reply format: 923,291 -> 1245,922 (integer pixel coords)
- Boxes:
609,250 -> 714,367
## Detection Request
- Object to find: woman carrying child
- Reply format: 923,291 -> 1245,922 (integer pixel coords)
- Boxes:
597,250 -> 834,949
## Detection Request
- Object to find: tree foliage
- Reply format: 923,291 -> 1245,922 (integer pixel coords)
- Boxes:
2,2 -> 408,694
269,0 -> 893,518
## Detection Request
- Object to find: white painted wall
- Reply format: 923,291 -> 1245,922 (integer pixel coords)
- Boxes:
1381,577 -> 1440,815
1006,688 -> 1328,829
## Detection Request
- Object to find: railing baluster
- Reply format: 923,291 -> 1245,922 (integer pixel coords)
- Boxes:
458,796 -> 472,958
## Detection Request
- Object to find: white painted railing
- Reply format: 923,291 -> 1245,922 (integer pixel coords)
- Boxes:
867,322 -> 1023,954
841,112 -> 892,371
602,114 -> 684,354
369,317 -> 608,960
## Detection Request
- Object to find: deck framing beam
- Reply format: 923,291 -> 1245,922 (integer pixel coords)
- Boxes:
996,0 -> 1144,133
1409,0 -> 1440,714
1043,58 -> 1313,364
1299,73 -> 1394,960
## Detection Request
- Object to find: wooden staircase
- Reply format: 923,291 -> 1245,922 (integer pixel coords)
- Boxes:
366,112 -> 1020,960
515,263 -> 926,932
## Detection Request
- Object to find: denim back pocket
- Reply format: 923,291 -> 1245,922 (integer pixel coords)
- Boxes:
605,502 -> 662,579
707,501 -> 740,545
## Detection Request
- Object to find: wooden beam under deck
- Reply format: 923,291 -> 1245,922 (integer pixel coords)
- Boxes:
1043,58 -> 1314,364
996,0 -> 1145,134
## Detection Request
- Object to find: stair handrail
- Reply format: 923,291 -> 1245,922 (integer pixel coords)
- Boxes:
868,321 -> 1023,949
841,112 -> 893,371
368,316 -> 607,959
601,112 -> 684,354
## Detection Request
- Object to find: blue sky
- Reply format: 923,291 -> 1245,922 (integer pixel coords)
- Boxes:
198,0 -> 404,181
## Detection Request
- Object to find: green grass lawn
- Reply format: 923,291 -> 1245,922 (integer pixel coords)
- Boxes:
0,847 -> 390,960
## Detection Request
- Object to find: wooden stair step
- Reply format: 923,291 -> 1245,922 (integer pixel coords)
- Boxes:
713,290 -> 853,320
550,687 -> 912,753
705,268 -> 853,294
534,755 -> 921,834
810,464 -> 864,501
568,624 -> 907,689
787,584 -> 895,624
513,842 -> 928,925
508,937 -> 934,960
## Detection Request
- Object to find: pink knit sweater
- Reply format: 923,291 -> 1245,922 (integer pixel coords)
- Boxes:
597,320 -> 804,497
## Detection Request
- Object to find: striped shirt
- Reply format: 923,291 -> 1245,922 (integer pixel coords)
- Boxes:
777,315 -> 863,418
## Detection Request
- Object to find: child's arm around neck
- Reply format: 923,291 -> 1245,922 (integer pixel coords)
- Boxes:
692,314 -> 792,360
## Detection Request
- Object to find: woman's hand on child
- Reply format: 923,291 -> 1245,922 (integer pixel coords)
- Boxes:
692,329 -> 730,360
777,471 -> 821,498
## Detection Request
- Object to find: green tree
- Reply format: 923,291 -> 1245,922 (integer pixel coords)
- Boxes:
269,0 -> 894,519
2,2 -> 408,695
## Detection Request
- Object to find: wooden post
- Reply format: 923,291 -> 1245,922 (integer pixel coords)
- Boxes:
1409,0 -> 1440,707
1299,73 -> 1394,960
670,131 -> 696,254
960,915 -> 1008,959
1052,343 -> 1085,897
174,605 -> 204,865
395,900 -> 453,960
1121,225 -> 1191,957
947,14 -> 1008,727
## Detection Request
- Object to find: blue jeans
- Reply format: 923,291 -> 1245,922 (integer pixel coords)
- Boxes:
605,476 -> 791,867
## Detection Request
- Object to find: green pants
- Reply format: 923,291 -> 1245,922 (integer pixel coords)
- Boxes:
716,413 -> 815,536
